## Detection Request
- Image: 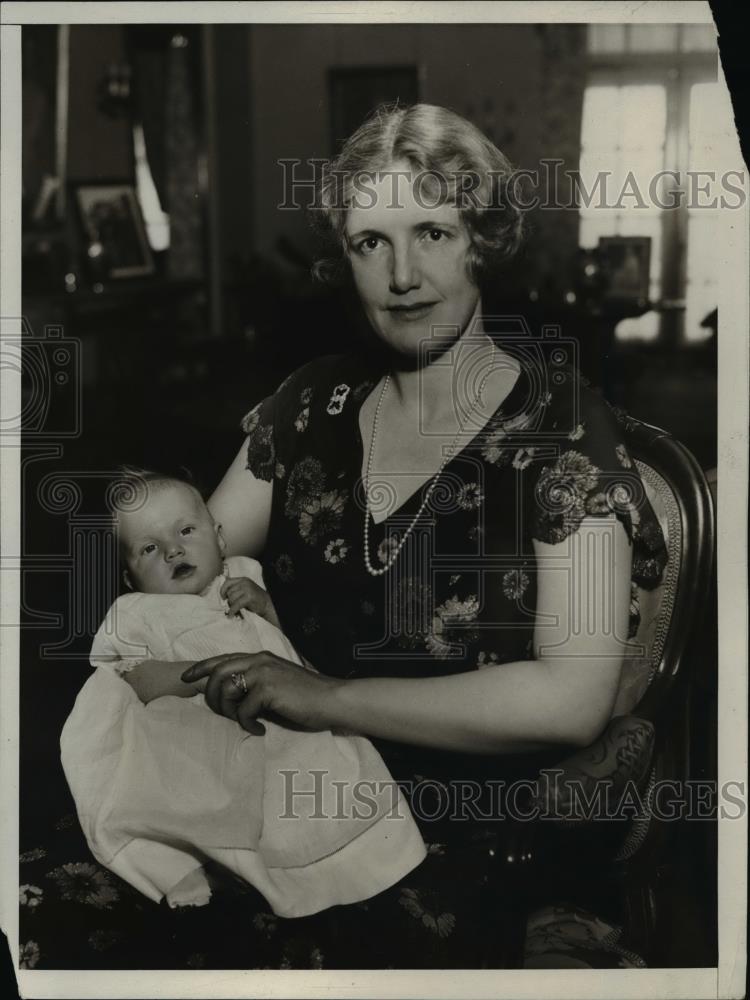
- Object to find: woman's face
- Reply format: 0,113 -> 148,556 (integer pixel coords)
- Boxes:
344,161 -> 481,360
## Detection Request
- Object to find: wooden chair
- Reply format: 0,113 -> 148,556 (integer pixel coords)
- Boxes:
498,414 -> 716,967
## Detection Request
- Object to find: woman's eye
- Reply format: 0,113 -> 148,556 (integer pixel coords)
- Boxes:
425,228 -> 446,243
356,236 -> 381,255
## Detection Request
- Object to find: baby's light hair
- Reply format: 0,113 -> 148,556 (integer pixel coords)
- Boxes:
106,466 -> 205,550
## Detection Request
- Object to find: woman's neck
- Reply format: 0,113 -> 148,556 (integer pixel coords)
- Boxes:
388,309 -> 517,431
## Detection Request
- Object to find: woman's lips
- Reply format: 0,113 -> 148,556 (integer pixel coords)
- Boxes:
387,302 -> 438,321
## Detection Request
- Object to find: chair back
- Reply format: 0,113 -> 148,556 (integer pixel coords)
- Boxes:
612,416 -> 715,722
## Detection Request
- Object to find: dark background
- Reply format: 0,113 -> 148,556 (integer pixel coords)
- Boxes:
21,22 -> 720,479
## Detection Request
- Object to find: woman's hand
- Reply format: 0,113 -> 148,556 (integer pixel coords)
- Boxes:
181,653 -> 341,735
220,575 -> 281,628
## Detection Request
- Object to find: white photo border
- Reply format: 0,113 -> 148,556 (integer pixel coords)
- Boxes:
1,3 -> 746,998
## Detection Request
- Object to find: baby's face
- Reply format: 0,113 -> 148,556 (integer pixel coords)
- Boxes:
119,483 -> 225,596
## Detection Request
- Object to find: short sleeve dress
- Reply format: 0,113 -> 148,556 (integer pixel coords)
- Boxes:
237,344 -> 668,968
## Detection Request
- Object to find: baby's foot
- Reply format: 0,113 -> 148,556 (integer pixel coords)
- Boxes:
166,866 -> 212,908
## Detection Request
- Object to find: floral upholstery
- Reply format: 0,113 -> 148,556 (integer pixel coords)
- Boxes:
523,905 -> 647,969
532,715 -> 656,823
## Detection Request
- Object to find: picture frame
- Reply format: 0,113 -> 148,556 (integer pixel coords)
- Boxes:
73,182 -> 155,279
597,235 -> 652,305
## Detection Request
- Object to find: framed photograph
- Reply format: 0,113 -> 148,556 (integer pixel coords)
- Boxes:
329,66 -> 419,153
74,182 -> 154,279
597,235 -> 652,305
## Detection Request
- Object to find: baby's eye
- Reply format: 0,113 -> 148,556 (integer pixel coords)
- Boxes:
142,543 -> 157,556
180,526 -> 195,536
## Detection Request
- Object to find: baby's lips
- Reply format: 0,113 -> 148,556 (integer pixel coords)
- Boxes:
172,561 -> 196,579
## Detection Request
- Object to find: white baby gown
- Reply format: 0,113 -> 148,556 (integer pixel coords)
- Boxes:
60,556 -> 426,917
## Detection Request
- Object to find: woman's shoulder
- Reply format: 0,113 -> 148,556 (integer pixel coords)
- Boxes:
540,365 -> 623,437
240,353 -> 377,479
273,353 -> 376,401
242,353 -> 376,432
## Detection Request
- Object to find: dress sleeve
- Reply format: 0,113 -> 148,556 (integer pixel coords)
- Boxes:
529,382 -> 668,590
240,364 -> 319,483
240,393 -> 278,482
90,598 -> 153,677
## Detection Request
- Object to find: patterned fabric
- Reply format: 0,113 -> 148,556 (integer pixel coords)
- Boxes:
244,352 -> 666,694
533,715 -> 656,822
228,347 -> 668,967
27,349 -> 667,970
523,904 -> 647,968
16,837 -> 646,970
14,821 -> 526,970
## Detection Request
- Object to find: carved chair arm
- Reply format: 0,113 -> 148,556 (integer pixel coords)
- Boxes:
532,716 -> 655,825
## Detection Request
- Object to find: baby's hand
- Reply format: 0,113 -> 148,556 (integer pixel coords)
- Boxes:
221,576 -> 280,628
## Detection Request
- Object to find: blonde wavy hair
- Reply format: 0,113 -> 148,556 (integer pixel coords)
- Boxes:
311,103 -> 525,286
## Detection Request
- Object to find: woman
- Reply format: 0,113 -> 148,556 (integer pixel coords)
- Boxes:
186,104 -> 668,968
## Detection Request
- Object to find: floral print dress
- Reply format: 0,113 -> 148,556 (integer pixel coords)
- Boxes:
233,345 -> 668,969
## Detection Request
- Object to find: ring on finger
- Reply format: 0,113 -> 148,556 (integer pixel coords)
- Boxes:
230,671 -> 248,695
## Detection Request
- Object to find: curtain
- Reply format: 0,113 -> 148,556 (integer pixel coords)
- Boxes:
163,36 -> 203,279
128,27 -> 203,279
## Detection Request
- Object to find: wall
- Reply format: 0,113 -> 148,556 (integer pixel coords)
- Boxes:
22,25 -> 134,208
242,23 -> 586,293
27,24 -> 586,298
66,26 -> 133,181
213,25 -> 254,274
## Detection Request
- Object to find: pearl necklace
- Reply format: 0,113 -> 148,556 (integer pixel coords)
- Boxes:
363,342 -> 497,576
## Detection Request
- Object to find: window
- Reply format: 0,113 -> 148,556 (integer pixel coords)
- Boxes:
579,24 -> 718,342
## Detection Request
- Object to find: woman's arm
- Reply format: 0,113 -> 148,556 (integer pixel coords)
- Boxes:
186,516 -> 633,753
316,517 -> 631,751
208,439 -> 273,558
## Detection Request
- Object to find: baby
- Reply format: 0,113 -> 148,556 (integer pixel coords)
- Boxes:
61,470 -> 425,916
